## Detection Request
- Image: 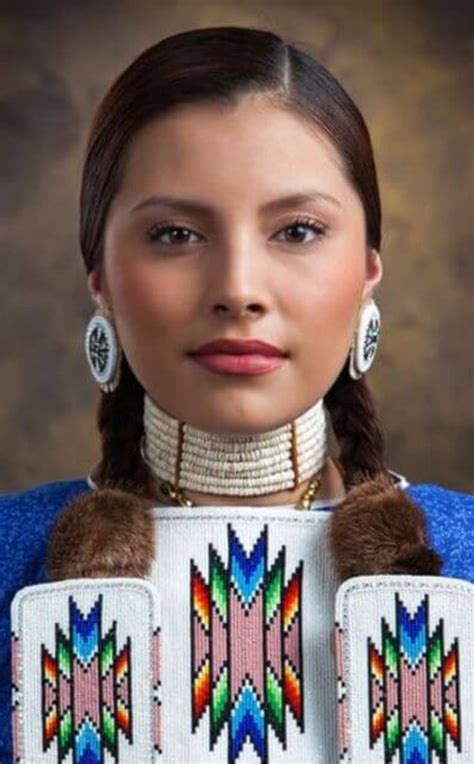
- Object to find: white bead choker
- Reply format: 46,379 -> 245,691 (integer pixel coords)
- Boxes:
140,393 -> 330,497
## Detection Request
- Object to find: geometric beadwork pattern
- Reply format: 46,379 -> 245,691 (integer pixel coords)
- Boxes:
40,593 -> 133,763
190,522 -> 304,764
88,324 -> 111,376
368,593 -> 461,764
11,579 -> 160,763
363,316 -> 380,363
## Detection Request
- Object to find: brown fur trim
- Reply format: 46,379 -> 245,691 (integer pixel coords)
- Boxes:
46,489 -> 155,580
328,473 -> 442,581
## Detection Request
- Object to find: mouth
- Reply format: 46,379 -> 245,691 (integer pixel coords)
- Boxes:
188,352 -> 287,376
190,338 -> 287,357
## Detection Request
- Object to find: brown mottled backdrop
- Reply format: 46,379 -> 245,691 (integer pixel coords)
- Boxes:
1,0 -> 473,493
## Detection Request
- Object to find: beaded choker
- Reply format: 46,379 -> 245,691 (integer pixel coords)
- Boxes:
140,393 -> 330,505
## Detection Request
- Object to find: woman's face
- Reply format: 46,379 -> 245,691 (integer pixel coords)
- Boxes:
90,94 -> 382,433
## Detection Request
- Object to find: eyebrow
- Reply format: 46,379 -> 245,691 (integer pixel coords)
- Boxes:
130,189 -> 342,216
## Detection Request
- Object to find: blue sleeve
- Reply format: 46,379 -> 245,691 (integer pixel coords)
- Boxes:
0,479 -> 90,761
406,483 -> 474,583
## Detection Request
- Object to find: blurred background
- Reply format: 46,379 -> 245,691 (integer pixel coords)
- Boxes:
1,0 -> 473,493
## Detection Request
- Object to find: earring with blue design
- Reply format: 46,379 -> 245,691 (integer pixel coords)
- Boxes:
85,308 -> 122,393
348,297 -> 381,380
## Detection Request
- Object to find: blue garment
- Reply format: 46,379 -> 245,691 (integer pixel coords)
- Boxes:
0,477 -> 473,760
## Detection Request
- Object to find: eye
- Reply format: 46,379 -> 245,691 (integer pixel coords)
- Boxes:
146,223 -> 202,246
146,215 -> 328,248
273,216 -> 328,246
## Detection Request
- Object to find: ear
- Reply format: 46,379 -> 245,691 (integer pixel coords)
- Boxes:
87,269 -> 112,315
361,248 -> 383,302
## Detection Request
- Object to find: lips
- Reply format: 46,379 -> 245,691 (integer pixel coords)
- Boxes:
191,338 -> 286,357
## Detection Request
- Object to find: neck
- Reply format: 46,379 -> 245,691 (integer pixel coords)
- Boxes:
140,393 -> 344,506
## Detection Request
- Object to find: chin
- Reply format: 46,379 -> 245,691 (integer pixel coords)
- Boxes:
188,408 -> 292,435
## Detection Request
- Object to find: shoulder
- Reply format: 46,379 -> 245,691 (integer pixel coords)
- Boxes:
0,478 -> 91,585
405,480 -> 474,582
0,477 -> 91,536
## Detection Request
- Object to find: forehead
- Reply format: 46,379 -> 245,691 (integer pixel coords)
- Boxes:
115,94 -> 360,213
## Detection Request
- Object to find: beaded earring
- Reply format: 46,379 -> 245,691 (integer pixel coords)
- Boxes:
348,297 -> 381,380
85,310 -> 122,392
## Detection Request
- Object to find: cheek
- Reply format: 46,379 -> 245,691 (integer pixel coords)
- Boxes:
321,274 -> 361,331
292,252 -> 365,363
106,258 -> 191,350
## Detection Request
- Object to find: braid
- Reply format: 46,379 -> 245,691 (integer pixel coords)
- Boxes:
94,356 -> 152,498
325,359 -> 389,489
47,358 -> 154,581
325,359 -> 441,581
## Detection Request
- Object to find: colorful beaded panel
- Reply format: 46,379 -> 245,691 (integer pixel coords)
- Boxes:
42,594 -> 133,761
368,593 -> 461,763
11,580 -> 160,763
190,522 -> 304,763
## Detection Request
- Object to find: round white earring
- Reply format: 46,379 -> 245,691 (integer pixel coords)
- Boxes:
85,311 -> 122,392
348,297 -> 381,379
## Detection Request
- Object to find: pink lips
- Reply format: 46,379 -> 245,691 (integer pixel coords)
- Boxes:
189,338 -> 287,376
192,338 -> 286,356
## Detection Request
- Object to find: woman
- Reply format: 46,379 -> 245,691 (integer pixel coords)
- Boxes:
2,26 -> 473,764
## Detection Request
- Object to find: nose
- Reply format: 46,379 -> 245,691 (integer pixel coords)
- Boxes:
207,236 -> 269,320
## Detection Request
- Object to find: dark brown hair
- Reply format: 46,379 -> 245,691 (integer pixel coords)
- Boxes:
48,26 -> 441,583
80,25 -> 386,494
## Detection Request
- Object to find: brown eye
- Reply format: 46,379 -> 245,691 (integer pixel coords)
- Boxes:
275,216 -> 328,246
147,224 -> 201,245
